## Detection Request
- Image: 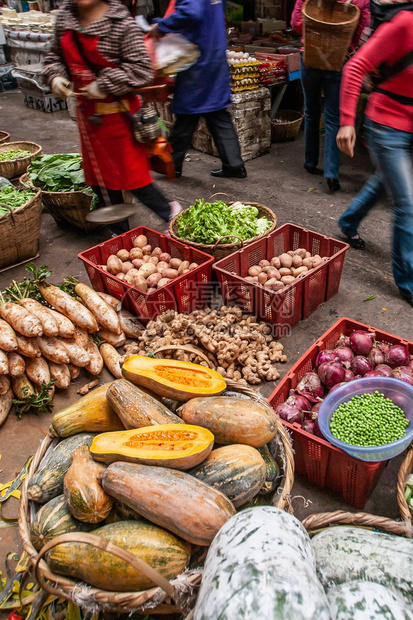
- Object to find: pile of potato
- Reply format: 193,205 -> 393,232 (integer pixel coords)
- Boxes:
102,235 -> 200,293
245,248 -> 327,291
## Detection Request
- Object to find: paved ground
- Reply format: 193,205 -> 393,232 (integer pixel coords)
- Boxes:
0,90 -> 411,608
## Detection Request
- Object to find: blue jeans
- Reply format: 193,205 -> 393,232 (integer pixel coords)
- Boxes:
339,119 -> 413,299
300,57 -> 341,179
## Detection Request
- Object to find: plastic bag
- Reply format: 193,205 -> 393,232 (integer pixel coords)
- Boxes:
154,33 -> 200,76
0,176 -> 13,189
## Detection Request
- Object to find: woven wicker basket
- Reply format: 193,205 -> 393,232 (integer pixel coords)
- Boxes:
303,0 -> 360,71
19,380 -> 294,614
397,446 -> 413,525
271,110 -> 304,143
0,141 -> 42,179
169,194 -> 277,261
20,173 -> 98,233
303,509 -> 412,537
0,186 -> 42,270
0,131 -> 10,145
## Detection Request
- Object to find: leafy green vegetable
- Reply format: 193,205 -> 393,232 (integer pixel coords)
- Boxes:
2,264 -> 52,304
176,199 -> 272,245
0,149 -> 31,161
12,380 -> 56,418
0,186 -> 36,217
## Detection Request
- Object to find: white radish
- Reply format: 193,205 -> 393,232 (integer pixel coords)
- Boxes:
118,309 -> 144,339
72,327 -> 89,349
0,350 -> 9,375
16,335 -> 41,358
19,299 -> 59,337
38,282 -> 98,333
0,302 -> 43,337
25,357 -> 51,386
0,388 -> 13,425
100,343 -> 122,378
68,364 -> 81,380
98,329 -> 126,348
48,308 -> 75,339
85,338 -> 104,376
61,339 -> 90,367
0,319 -> 18,352
49,363 -> 71,389
75,283 -> 122,335
0,375 -> 10,396
8,352 -> 25,377
97,292 -> 121,312
37,336 -> 70,365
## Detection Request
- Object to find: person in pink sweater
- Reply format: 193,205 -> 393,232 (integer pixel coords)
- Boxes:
291,0 -> 370,191
337,1 -> 413,306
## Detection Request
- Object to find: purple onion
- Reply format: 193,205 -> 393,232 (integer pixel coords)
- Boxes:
351,355 -> 373,377
334,346 -> 354,364
386,344 -> 410,368
296,372 -> 324,402
375,364 -> 393,377
311,402 -> 321,415
318,362 -> 346,388
302,419 -> 315,434
350,330 -> 376,356
392,366 -> 413,386
313,418 -> 323,438
344,368 -> 355,382
329,381 -> 346,393
363,370 -> 381,377
276,402 -> 304,425
377,341 -> 390,355
315,349 -> 339,368
368,346 -> 385,367
335,333 -> 351,348
286,390 -> 311,413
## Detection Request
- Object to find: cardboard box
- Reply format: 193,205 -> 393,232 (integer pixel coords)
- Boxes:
22,88 -> 67,113
259,19 -> 286,32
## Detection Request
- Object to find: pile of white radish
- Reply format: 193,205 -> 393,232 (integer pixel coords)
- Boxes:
245,248 -> 327,291
0,282 -> 144,425
102,234 -> 199,293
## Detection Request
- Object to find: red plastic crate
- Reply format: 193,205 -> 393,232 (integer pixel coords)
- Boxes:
268,318 -> 413,508
214,223 -> 349,338
78,227 -> 214,322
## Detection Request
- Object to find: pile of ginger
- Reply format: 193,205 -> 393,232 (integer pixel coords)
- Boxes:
124,306 -> 287,386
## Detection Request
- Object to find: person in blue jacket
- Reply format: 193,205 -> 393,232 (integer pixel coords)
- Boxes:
149,0 -> 246,178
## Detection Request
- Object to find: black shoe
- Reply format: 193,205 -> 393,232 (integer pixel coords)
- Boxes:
175,168 -> 182,179
400,291 -> 413,306
211,165 -> 247,179
327,178 -> 341,192
343,234 -> 365,249
304,164 -> 323,175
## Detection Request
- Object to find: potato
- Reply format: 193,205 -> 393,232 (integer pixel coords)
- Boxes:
101,266 -> 108,272
257,272 -> 268,284
169,258 -> 182,270
127,269 -> 141,278
281,275 -> 295,285
124,274 -> 134,285
107,255 -> 123,275
151,247 -> 162,258
133,234 -> 148,248
264,278 -> 278,289
147,273 -> 162,288
148,256 -> 159,265
245,276 -> 254,282
163,268 -> 179,279
279,267 -> 292,277
292,255 -> 303,268
189,262 -> 199,270
248,265 -> 262,277
139,263 -> 157,278
273,281 -> 285,291
132,258 -> 144,269
294,248 -> 307,259
117,249 -> 130,261
259,260 -> 270,268
287,250 -> 295,256
181,269 -> 190,275
302,258 -> 313,270
160,252 -> 171,263
129,247 -> 143,260
133,276 -> 148,292
142,255 -> 151,263
251,276 -> 259,283
270,257 -> 281,269
117,273 -> 125,281
280,253 -> 293,268
147,288 -> 157,293
157,261 -> 169,273
267,267 -> 281,280
121,261 -> 134,274
292,266 -> 309,277
158,278 -> 171,287
178,260 -> 190,275
142,244 -> 152,255
312,255 -> 322,267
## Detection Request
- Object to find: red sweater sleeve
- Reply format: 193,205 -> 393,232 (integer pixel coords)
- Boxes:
352,0 -> 370,48
291,0 -> 304,34
340,13 -> 409,127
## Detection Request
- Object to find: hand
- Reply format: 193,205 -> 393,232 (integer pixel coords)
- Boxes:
51,76 -> 72,98
80,81 -> 106,99
147,23 -> 161,39
337,125 -> 356,157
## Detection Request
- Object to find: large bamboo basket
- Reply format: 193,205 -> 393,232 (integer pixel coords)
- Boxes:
303,0 -> 360,71
303,509 -> 412,538
169,194 -> 277,261
0,186 -> 42,270
0,141 -> 42,179
20,173 -> 98,233
19,380 -> 294,614
0,130 -> 10,145
397,446 -> 413,524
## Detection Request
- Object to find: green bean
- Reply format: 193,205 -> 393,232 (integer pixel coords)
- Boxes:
0,149 -> 31,162
0,186 -> 36,214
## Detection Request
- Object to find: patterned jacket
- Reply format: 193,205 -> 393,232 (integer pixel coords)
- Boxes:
42,0 -> 154,97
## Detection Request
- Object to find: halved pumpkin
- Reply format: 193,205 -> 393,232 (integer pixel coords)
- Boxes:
90,424 -> 214,470
122,356 -> 226,401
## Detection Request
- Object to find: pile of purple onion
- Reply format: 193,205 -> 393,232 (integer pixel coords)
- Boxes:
275,330 -> 413,436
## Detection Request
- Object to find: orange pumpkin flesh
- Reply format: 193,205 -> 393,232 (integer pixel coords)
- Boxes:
90,424 -> 214,470
122,355 -> 227,401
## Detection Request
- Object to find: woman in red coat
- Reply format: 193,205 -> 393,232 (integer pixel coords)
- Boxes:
43,0 -> 181,234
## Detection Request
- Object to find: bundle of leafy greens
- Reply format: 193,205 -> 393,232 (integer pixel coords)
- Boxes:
0,186 -> 36,218
176,199 -> 272,244
28,154 -> 99,208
